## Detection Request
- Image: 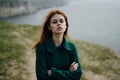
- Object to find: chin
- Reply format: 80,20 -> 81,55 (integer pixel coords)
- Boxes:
55,32 -> 64,34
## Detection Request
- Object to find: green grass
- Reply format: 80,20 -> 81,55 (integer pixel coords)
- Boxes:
0,21 -> 120,80
73,40 -> 120,80
0,21 -> 38,80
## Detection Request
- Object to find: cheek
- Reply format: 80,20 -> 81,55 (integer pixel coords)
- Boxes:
63,22 -> 67,27
50,24 -> 56,30
63,24 -> 67,29
50,21 -> 57,31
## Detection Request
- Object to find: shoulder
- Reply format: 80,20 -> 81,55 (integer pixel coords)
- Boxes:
68,41 -> 76,48
66,40 -> 77,51
36,41 -> 46,50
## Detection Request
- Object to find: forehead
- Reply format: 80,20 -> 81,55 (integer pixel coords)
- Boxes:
50,14 -> 65,20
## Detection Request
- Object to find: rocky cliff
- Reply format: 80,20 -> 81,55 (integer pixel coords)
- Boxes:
0,1 -> 37,18
0,0 -> 68,18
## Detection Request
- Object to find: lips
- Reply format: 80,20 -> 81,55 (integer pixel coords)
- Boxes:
57,27 -> 62,30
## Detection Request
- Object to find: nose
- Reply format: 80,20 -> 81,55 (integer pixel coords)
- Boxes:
57,24 -> 61,26
57,21 -> 61,26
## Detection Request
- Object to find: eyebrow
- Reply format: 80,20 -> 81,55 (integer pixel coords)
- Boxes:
52,18 -> 64,21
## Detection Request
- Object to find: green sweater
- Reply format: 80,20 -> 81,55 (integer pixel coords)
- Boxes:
36,38 -> 82,80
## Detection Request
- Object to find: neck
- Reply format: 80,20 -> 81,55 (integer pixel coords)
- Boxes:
52,33 -> 64,46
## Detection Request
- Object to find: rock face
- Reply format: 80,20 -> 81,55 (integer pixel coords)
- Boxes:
0,0 -> 68,18
0,1 -> 37,18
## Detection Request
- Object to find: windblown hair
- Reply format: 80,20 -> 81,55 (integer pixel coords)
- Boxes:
33,9 -> 69,48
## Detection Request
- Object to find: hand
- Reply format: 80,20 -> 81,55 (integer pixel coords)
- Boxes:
48,70 -> 51,76
69,62 -> 78,71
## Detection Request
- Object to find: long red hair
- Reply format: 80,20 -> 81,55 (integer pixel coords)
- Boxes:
33,9 -> 69,48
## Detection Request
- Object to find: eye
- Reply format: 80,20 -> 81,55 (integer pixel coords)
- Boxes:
52,22 -> 57,24
60,19 -> 64,23
52,20 -> 57,24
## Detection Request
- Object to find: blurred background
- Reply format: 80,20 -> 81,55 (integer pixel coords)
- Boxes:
0,0 -> 120,54
0,0 -> 120,80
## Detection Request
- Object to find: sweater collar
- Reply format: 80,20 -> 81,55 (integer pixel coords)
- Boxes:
45,38 -> 72,52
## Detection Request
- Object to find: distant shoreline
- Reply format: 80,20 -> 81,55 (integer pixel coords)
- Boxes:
0,1 -> 37,18
0,0 -> 68,19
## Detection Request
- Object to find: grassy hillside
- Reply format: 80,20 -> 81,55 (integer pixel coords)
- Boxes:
0,21 -> 120,80
0,21 -> 38,80
74,40 -> 120,80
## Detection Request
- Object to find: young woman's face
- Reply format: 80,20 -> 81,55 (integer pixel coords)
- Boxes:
49,14 -> 67,34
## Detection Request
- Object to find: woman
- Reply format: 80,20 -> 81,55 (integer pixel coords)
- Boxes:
34,9 -> 82,80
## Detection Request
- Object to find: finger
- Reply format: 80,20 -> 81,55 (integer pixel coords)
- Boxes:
73,67 -> 77,71
72,63 -> 78,66
75,63 -> 78,67
73,63 -> 78,68
71,62 -> 76,66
